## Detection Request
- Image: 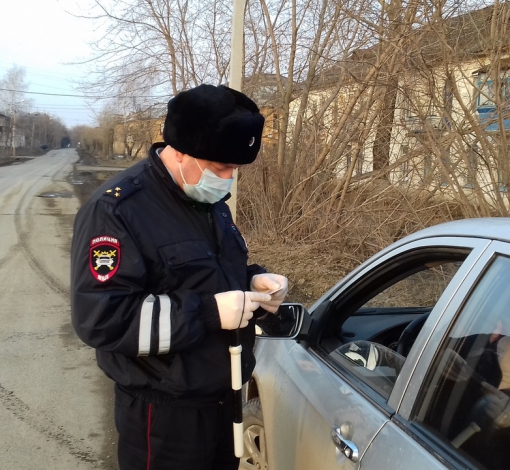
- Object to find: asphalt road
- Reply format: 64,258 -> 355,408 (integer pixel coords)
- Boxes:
0,149 -> 117,469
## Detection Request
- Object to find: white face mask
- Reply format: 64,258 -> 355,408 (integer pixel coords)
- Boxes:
180,159 -> 234,204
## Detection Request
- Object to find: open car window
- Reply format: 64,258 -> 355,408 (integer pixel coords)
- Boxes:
318,247 -> 468,403
362,262 -> 461,309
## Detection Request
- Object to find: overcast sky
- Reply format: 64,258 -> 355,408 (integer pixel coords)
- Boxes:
0,0 -> 103,128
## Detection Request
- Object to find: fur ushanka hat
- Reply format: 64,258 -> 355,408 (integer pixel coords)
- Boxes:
163,84 -> 265,165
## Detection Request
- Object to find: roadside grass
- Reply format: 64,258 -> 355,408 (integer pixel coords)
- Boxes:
237,174 -> 467,306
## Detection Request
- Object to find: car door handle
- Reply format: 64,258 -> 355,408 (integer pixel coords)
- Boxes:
331,426 -> 359,462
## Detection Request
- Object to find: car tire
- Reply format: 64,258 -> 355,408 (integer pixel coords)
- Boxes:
239,398 -> 268,470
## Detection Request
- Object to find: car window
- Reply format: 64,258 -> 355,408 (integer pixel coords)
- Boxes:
362,262 -> 461,309
411,255 -> 510,470
320,254 -> 465,403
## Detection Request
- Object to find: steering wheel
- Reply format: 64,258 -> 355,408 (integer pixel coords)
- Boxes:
397,313 -> 430,357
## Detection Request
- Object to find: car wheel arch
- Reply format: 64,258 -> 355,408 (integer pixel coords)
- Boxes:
240,398 -> 268,470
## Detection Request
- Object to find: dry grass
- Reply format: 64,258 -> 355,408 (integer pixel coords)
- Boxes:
238,164 -> 467,307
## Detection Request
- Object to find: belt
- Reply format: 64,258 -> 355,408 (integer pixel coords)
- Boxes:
115,384 -> 232,407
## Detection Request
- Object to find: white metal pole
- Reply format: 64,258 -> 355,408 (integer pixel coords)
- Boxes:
229,341 -> 244,457
228,0 -> 246,459
227,0 -> 245,223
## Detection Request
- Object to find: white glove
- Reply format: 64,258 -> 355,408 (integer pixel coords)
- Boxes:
250,273 -> 289,313
214,290 -> 271,330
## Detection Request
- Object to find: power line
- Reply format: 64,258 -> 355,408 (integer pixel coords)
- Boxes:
0,62 -> 83,82
36,106 -> 103,110
0,88 -> 106,99
29,82 -> 78,91
0,87 -> 167,100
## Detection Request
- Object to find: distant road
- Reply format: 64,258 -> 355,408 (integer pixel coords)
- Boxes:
0,149 -> 117,469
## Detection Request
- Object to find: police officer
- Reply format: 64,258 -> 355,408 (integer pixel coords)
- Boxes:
71,84 -> 288,470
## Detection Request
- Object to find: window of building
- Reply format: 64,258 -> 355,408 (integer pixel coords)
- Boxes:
345,144 -> 353,171
401,145 -> 410,180
401,160 -> 410,180
440,147 -> 451,186
497,168 -> 508,193
477,70 -> 510,108
266,112 -> 279,139
272,113 -> 279,131
443,78 -> 454,130
424,155 -> 432,179
466,145 -> 479,188
356,151 -> 364,176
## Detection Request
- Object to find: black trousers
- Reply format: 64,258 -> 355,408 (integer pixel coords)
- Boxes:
114,385 -> 240,470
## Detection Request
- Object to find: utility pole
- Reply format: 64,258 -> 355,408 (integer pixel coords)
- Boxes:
11,99 -> 25,157
228,0 -> 246,462
12,108 -> 16,157
227,0 -> 246,222
30,113 -> 39,152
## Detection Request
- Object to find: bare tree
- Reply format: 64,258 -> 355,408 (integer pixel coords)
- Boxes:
385,1 -> 510,218
76,0 -> 233,103
79,0 -> 509,266
235,0 -> 510,274
0,65 -> 31,113
0,65 -> 33,153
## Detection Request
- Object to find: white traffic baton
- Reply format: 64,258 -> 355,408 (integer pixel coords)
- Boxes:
230,329 -> 244,457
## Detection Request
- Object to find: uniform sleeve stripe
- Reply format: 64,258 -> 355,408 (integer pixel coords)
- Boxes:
138,295 -> 155,356
158,295 -> 171,354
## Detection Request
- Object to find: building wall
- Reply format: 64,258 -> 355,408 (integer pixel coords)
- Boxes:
0,115 -> 9,148
113,118 -> 164,158
386,56 -> 510,210
284,45 -> 510,212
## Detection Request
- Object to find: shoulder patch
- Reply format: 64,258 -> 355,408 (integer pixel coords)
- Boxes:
104,186 -> 123,198
89,236 -> 120,283
101,178 -> 143,203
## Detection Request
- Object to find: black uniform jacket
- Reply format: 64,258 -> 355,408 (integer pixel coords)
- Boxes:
71,143 -> 265,398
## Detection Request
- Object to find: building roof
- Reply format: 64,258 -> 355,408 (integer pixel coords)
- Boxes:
316,4 -> 510,89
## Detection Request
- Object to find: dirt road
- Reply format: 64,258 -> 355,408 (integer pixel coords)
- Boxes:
0,149 -> 117,469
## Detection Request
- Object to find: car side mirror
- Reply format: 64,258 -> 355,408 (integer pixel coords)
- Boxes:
255,303 -> 310,339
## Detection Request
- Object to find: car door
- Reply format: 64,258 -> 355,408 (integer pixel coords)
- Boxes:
361,240 -> 510,470
254,236 -> 491,470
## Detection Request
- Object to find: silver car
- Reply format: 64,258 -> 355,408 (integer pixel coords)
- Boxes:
241,218 -> 510,470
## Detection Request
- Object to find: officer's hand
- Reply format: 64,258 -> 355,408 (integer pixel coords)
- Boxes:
250,273 -> 289,313
214,291 -> 271,329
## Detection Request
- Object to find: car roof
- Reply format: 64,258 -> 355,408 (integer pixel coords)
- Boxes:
396,217 -> 510,247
